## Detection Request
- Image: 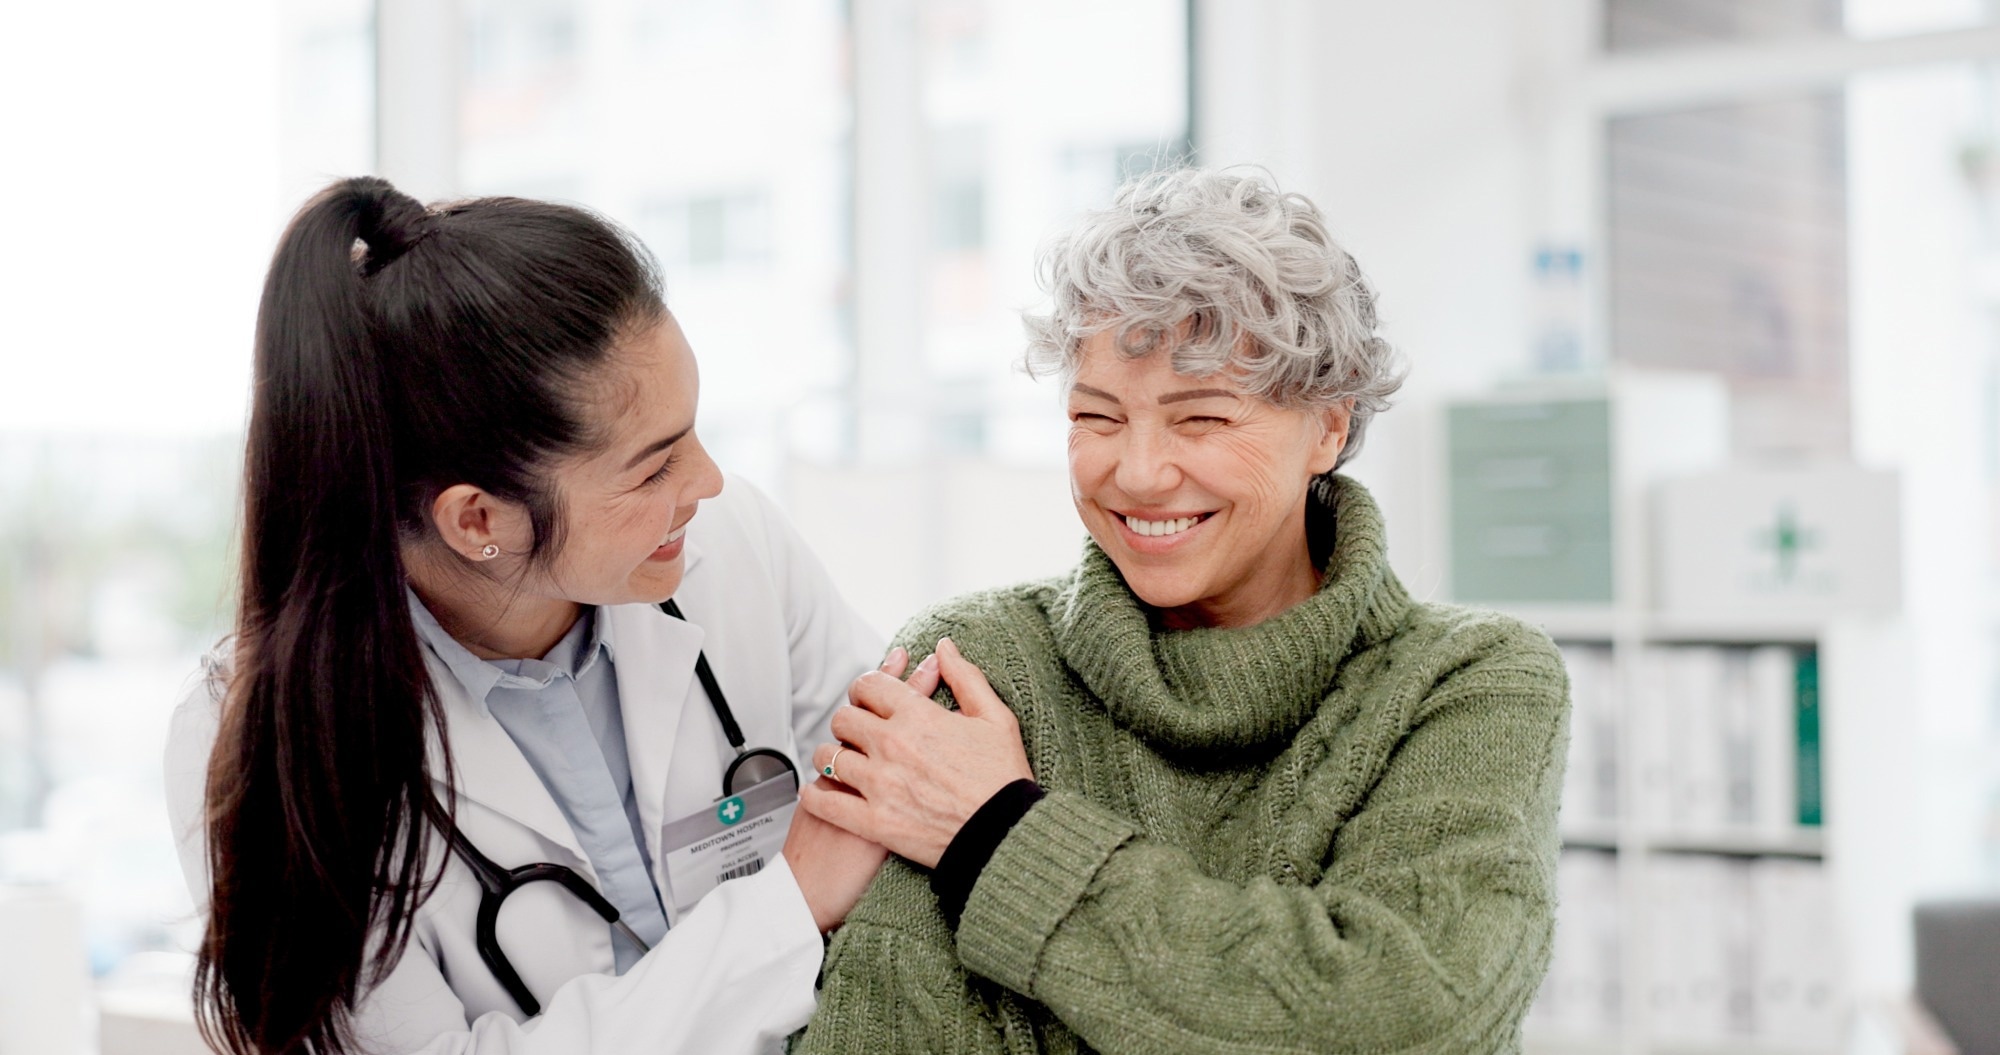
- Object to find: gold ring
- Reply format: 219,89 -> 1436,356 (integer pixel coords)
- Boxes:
822,744 -> 848,782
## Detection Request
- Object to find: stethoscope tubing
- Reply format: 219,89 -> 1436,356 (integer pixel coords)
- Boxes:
440,595 -> 796,1018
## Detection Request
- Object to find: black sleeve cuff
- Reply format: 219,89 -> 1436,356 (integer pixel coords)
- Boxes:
930,778 -> 1045,930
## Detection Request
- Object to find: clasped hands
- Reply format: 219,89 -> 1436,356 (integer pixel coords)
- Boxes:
799,639 -> 1034,869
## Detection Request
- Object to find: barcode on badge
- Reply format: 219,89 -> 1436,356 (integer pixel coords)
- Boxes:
716,857 -> 765,884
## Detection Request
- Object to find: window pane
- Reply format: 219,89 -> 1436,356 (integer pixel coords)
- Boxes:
1606,0 -> 1843,52
0,0 -> 374,991
915,0 -> 1189,463
1604,0 -> 1997,52
1607,92 -> 1852,457
1848,0 -> 1996,40
459,0 -> 852,490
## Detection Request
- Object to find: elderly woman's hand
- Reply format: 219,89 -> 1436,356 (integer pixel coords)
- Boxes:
800,638 -> 1033,868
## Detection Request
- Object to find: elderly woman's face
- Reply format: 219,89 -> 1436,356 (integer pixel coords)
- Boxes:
1066,331 -> 1350,629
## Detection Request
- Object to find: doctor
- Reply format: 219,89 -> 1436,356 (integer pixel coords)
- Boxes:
164,178 -> 914,1054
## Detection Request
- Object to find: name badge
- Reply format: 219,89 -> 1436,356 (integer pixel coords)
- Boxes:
660,772 -> 798,918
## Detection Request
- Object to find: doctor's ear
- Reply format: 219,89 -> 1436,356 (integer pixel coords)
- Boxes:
431,485 -> 534,564
1309,401 -> 1353,475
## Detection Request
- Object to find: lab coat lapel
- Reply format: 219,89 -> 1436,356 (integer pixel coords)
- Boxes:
422,651 -> 590,866
609,539 -> 709,888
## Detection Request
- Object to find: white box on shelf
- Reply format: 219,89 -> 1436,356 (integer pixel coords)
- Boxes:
1653,466 -> 1901,620
1749,857 -> 1847,1046
1648,854 -> 1741,1045
1668,647 -> 1728,832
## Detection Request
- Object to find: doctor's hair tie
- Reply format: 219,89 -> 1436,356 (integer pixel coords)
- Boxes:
358,221 -> 439,276
349,178 -> 440,277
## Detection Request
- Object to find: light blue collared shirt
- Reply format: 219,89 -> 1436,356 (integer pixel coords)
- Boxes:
410,595 -> 669,973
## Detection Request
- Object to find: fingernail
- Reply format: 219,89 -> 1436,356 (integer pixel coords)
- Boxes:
939,637 -> 958,655
881,646 -> 906,670
917,653 -> 938,674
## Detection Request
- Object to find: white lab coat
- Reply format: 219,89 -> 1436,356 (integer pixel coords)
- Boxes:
164,477 -> 884,1055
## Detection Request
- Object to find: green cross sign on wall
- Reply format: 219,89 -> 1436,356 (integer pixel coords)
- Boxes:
1754,504 -> 1820,583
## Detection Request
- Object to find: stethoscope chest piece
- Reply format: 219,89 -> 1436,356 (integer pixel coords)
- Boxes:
441,595 -> 800,1018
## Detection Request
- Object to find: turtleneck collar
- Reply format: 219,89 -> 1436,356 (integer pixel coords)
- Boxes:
1046,474 -> 1412,759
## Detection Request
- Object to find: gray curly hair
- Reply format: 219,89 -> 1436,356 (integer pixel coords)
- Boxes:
1023,167 -> 1405,468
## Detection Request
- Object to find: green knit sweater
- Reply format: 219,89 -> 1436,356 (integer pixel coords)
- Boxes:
796,476 -> 1570,1055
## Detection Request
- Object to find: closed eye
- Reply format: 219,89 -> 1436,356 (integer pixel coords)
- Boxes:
641,449 -> 681,486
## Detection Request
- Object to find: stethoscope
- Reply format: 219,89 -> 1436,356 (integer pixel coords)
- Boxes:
444,598 -> 800,1017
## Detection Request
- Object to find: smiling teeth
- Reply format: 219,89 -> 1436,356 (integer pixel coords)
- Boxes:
665,525 -> 687,544
1124,515 -> 1201,537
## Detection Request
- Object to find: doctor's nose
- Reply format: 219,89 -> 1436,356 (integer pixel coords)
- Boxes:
684,433 -> 726,502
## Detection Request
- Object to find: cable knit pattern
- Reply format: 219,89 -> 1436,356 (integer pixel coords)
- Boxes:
795,476 -> 1570,1055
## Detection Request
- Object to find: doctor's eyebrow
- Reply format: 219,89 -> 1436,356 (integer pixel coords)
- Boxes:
622,424 -> 694,471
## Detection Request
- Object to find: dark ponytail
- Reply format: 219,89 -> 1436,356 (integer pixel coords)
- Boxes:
195,178 -> 663,1055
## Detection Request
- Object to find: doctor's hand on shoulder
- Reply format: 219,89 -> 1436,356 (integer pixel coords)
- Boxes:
804,638 -> 1035,870
782,647 -> 937,931
784,643 -> 932,931
785,785 -> 887,932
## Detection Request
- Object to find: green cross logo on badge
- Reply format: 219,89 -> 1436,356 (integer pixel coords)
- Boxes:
717,796 -> 746,826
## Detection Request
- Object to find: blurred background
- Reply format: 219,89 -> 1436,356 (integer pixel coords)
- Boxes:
4,0 -> 2000,1052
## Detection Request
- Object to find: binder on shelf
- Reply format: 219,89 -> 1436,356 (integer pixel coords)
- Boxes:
1633,648 -> 1675,829
1643,855 -> 1692,1037
1715,649 -> 1759,828
1795,650 -> 1823,828
1646,854 -> 1754,1044
1749,858 -> 1845,1045
1749,646 -> 1799,835
1624,644 -> 1820,845
1532,849 -> 1621,1039
1642,855 -> 1847,1044
1557,644 -> 1618,828
1669,647 -> 1726,831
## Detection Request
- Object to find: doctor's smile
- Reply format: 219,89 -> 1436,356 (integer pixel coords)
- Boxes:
649,521 -> 692,563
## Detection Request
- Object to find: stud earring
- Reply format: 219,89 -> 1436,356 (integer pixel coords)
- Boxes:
480,544 -> 501,560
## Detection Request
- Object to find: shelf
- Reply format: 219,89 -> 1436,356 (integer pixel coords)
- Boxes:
1560,823 -> 1621,851
1650,1042 -> 1839,1055
1524,1031 -> 1620,1055
1645,828 -> 1825,858
1494,603 -> 1619,641
1489,605 -> 1827,644
1639,613 -> 1826,645
1558,827 -> 1826,857
1526,1032 -> 1838,1055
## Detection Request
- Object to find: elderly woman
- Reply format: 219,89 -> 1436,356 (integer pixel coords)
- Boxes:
792,169 -> 1570,1054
